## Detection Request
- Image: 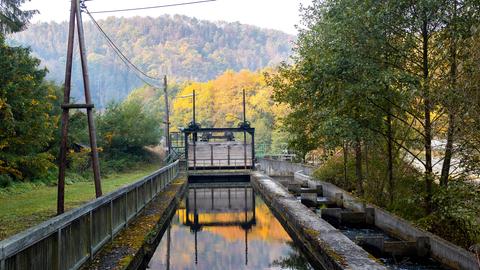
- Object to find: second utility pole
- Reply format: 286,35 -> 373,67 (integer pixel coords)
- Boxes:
163,75 -> 170,155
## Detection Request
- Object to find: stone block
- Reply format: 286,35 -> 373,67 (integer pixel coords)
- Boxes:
416,236 -> 430,257
321,208 -> 342,220
301,193 -> 317,207
384,241 -> 417,256
357,235 -> 385,253
365,207 -> 375,225
340,212 -> 366,225
316,185 -> 323,196
287,183 -> 301,194
335,193 -> 344,207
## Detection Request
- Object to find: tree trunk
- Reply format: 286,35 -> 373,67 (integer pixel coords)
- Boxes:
354,138 -> 364,196
422,14 -> 433,213
364,142 -> 369,182
440,2 -> 458,187
386,110 -> 394,205
343,142 -> 348,188
440,113 -> 455,186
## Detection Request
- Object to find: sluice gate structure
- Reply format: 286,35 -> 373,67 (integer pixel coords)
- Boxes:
179,89 -> 255,173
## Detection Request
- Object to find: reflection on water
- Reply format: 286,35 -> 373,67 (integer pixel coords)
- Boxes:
147,183 -> 313,270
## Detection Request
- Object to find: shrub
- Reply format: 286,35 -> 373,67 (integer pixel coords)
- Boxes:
315,151 -> 480,249
0,174 -> 12,188
417,181 -> 480,248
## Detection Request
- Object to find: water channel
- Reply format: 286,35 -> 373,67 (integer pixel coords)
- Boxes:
146,181 -> 313,270
274,176 -> 450,270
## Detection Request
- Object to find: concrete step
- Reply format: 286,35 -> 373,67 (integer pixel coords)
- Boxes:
357,235 -> 430,257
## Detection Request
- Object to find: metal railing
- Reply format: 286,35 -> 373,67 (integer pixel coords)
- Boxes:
188,159 -> 253,169
0,160 -> 179,270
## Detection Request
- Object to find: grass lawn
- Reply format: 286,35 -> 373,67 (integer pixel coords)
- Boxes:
0,164 -> 161,241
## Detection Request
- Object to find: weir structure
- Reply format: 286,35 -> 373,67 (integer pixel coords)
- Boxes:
180,89 -> 255,172
258,158 -> 480,270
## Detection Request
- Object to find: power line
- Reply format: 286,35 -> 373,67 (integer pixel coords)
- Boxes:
89,0 -> 216,14
84,8 -> 163,89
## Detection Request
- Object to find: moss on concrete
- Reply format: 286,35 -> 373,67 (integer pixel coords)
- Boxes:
82,178 -> 187,270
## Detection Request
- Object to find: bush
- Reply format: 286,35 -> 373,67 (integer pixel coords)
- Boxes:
313,150 -> 480,250
97,100 -> 160,154
313,154 -> 357,192
417,181 -> 480,248
68,149 -> 91,174
0,174 -> 13,188
312,149 -> 423,209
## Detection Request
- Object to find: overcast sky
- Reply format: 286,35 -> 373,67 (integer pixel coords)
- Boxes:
22,0 -> 311,34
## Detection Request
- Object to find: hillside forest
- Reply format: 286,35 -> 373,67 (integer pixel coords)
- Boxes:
10,15 -> 293,108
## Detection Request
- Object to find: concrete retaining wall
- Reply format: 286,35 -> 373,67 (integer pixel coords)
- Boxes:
294,171 -> 479,270
258,158 -> 315,176
251,172 -> 387,270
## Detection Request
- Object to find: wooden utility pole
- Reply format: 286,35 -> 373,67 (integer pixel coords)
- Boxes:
163,75 -> 170,155
57,0 -> 102,215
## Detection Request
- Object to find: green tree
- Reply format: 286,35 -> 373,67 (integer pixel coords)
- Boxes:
97,99 -> 160,156
0,0 -> 36,35
0,36 -> 58,180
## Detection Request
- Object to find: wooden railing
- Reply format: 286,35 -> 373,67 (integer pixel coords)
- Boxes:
0,160 -> 179,270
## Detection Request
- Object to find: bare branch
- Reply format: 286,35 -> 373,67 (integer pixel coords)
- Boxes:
365,96 -> 427,138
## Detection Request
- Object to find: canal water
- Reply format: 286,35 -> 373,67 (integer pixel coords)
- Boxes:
147,183 -> 313,270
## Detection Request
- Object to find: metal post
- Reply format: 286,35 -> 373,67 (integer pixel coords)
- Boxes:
251,131 -> 255,169
244,132 -> 247,169
185,133 -> 189,170
57,0 -> 77,215
242,89 -> 246,124
227,145 -> 231,166
192,90 -> 198,145
192,90 -> 196,125
193,139 -> 196,170
163,76 -> 170,155
76,0 -> 102,197
210,144 -> 214,166
243,90 -> 247,169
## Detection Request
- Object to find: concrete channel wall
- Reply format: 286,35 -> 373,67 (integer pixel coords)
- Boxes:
251,171 -> 387,270
258,158 -> 315,176
293,171 -> 479,270
0,161 -> 180,270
